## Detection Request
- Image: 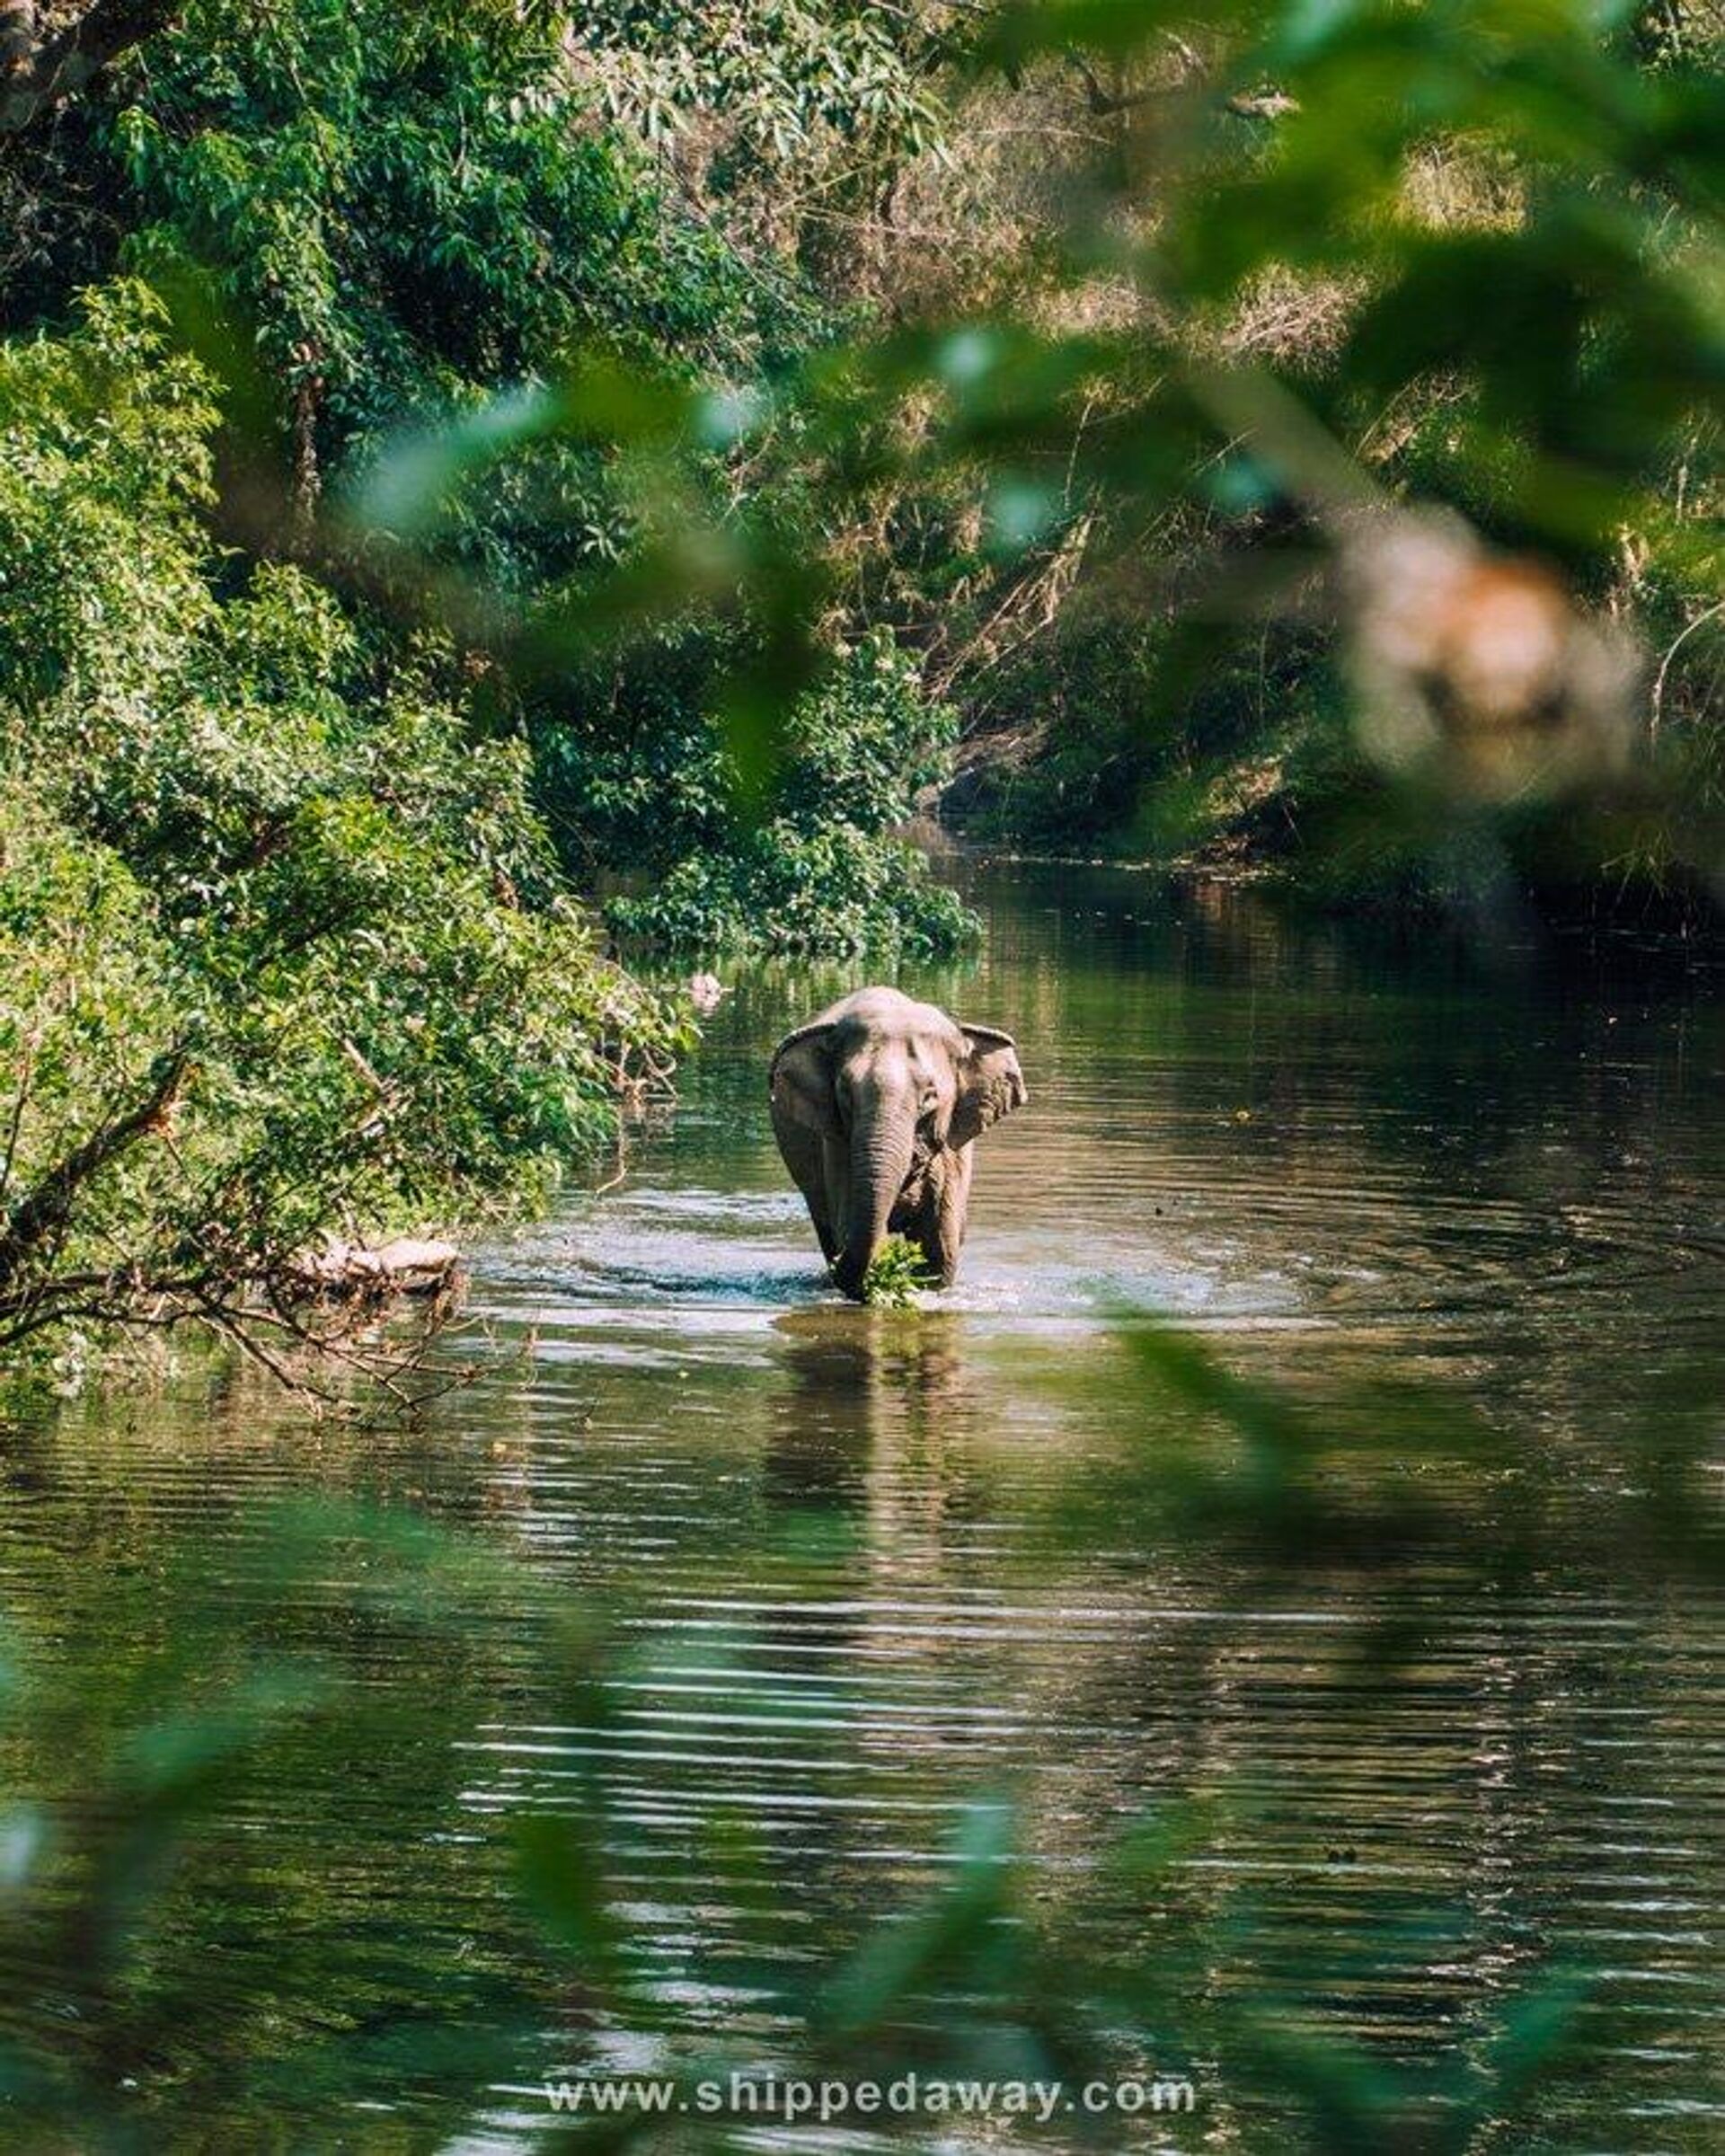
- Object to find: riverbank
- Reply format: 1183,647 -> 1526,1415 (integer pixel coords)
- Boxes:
940,748 -> 1725,939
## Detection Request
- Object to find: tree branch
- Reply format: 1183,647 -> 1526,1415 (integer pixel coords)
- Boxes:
1068,52 -> 1169,119
0,0 -> 179,134
0,1048 -> 190,1308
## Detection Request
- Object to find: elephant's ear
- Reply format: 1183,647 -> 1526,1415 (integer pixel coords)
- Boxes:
951,1026 -> 1027,1149
769,1021 -> 836,1131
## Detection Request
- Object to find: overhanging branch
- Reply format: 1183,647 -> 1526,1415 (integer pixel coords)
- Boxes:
0,1048 -> 190,1308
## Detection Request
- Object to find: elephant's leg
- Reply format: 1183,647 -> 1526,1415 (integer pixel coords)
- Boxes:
915,1145 -> 973,1286
771,1109 -> 840,1264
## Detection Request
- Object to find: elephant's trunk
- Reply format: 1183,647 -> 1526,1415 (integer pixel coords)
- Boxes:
834,1089 -> 917,1301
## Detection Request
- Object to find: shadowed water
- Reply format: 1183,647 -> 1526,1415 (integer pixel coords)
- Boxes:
1,862 -> 1720,2149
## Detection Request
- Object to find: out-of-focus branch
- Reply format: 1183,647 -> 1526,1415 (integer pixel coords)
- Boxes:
0,0 -> 178,134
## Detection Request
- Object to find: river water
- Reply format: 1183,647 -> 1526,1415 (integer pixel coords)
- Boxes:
1,860 -> 1721,2150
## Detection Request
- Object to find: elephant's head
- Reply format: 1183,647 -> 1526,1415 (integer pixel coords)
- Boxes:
770,988 -> 1027,1299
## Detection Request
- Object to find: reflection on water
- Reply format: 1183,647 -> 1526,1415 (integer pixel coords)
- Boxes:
0,862 -> 1720,2147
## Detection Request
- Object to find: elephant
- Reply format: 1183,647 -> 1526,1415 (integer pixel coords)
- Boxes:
769,986 -> 1027,1300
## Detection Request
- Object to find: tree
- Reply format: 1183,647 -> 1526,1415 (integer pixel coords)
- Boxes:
0,0 -> 177,132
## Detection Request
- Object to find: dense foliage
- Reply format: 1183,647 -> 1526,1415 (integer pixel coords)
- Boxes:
3,0 -> 970,966
578,630 -> 974,953
0,286 -> 679,1360
304,0 -> 1721,918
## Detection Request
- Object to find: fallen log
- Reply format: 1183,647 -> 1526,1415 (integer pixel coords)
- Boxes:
292,1236 -> 463,1301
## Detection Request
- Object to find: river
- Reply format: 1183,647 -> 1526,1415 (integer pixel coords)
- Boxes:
1,859 -> 1720,2150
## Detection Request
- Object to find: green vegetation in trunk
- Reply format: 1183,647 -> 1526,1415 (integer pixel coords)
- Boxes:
854,1233 -> 938,1309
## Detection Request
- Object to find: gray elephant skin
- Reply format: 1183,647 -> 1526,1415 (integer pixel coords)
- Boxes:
769,986 -> 1027,1299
